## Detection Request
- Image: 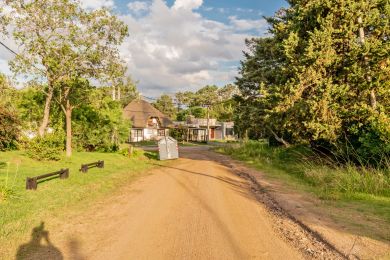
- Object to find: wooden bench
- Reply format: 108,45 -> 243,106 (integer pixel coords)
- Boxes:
26,168 -> 69,190
79,160 -> 104,173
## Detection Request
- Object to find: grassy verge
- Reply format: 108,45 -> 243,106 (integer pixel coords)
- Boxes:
215,141 -> 390,241
0,150 -> 159,257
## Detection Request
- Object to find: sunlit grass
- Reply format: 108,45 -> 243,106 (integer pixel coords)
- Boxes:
0,150 -> 158,257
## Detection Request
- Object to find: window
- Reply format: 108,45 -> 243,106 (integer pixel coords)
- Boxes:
226,128 -> 234,136
158,129 -> 166,136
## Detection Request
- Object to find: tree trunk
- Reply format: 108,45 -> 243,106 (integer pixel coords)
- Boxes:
358,17 -> 377,110
65,100 -> 72,157
370,89 -> 377,109
38,86 -> 54,137
117,86 -> 121,100
112,86 -> 116,100
267,127 -> 290,147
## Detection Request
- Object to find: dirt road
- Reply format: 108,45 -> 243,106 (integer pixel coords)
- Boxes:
21,147 -> 316,259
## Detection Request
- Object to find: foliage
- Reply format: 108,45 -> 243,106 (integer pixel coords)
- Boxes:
8,0 -> 129,156
0,1 -> 10,35
176,106 -> 206,121
153,94 -> 177,119
0,106 -> 20,151
236,0 -> 390,163
169,127 -> 188,141
174,84 -> 238,121
72,91 -> 130,152
14,85 -> 48,129
117,76 -> 139,107
26,132 -> 64,161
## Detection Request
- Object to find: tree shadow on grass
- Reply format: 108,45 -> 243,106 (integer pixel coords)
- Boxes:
0,162 -> 7,169
16,222 -> 63,260
144,151 -> 159,160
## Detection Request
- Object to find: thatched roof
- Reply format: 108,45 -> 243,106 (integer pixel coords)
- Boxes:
123,99 -> 173,128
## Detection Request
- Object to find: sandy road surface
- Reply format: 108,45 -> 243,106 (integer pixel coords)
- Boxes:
21,147 -> 303,259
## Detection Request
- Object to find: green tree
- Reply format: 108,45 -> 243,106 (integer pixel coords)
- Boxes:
9,0 -> 128,157
153,94 -> 176,119
72,89 -> 130,152
236,0 -> 390,161
0,106 -> 20,151
118,76 -> 138,107
0,1 -> 10,35
0,74 -> 19,150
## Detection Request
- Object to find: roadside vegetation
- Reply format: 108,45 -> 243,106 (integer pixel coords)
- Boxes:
0,1 -> 153,257
216,141 -> 390,240
224,0 -> 390,239
234,0 -> 389,164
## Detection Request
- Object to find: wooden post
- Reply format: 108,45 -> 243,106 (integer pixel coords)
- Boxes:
59,168 -> 69,179
128,144 -> 134,157
26,177 -> 37,190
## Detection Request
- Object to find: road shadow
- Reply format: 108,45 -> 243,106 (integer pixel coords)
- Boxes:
67,238 -> 86,260
16,222 -> 63,260
150,162 -> 259,204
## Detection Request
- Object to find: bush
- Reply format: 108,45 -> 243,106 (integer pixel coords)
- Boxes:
26,133 -> 64,161
118,147 -> 144,157
0,106 -> 20,151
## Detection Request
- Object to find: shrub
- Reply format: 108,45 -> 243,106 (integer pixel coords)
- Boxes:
26,133 -> 64,161
0,106 -> 20,151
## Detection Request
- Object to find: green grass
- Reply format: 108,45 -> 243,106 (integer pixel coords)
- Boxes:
0,150 -> 159,257
216,141 -> 390,241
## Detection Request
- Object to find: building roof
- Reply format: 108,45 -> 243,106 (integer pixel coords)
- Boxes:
123,99 -> 173,128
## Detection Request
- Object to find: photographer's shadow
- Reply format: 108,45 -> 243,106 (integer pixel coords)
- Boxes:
16,222 -> 63,260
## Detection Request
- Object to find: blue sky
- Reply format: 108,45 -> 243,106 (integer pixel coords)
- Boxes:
0,0 -> 289,96
115,0 -> 288,21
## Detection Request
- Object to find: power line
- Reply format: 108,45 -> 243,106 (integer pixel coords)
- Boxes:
0,40 -> 18,56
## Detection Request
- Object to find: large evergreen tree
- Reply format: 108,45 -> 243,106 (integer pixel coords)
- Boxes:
236,0 -> 390,161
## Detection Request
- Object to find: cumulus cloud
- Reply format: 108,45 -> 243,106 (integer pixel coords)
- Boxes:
127,1 -> 150,15
120,0 -> 267,96
81,0 -> 115,10
0,0 -> 268,95
229,16 -> 267,32
172,0 -> 203,10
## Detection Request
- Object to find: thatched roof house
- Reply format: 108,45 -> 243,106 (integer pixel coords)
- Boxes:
123,99 -> 173,142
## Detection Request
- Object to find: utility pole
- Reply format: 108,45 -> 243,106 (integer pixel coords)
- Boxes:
358,17 -> 377,109
206,105 -> 210,143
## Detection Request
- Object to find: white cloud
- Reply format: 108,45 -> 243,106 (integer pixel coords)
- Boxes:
0,0 -> 268,96
229,16 -> 267,32
172,0 -> 203,11
119,0 -> 264,96
81,0 -> 115,10
127,1 -> 150,15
